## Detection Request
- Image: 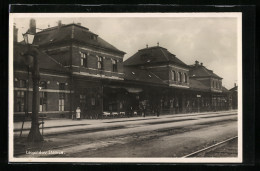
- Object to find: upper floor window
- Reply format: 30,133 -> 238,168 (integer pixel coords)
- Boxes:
98,56 -> 104,70
40,81 -> 47,89
18,79 -> 26,88
171,70 -> 176,81
112,59 -> 118,72
184,73 -> 188,83
80,52 -> 87,67
178,72 -> 182,82
90,35 -> 97,40
59,83 -> 65,90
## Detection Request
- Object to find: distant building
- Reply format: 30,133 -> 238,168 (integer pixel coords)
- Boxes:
13,19 -> 232,120
229,84 -> 238,109
123,45 -> 230,114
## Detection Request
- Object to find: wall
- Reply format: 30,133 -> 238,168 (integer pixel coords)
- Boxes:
169,65 -> 189,86
13,70 -> 72,119
72,44 -> 124,71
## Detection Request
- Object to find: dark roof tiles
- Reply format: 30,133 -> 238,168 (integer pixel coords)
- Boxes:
189,65 -> 222,79
33,24 -> 125,55
124,66 -> 166,85
13,43 -> 68,73
124,46 -> 188,67
189,79 -> 210,91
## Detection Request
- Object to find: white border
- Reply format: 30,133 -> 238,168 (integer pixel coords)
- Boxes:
9,13 -> 242,163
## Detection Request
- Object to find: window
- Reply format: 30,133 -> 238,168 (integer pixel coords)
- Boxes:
59,93 -> 65,111
39,92 -> 47,112
178,72 -> 182,82
80,52 -> 87,67
171,70 -> 176,81
80,94 -> 86,107
91,97 -> 96,106
40,81 -> 47,89
184,73 -> 188,83
91,35 -> 97,40
59,83 -> 65,111
112,59 -> 118,72
98,56 -> 104,70
18,79 -> 26,88
16,91 -> 25,112
59,83 -> 65,90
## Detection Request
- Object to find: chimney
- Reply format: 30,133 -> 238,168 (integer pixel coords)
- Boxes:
195,60 -> 199,66
29,18 -> 36,34
13,24 -> 18,43
200,62 -> 203,66
146,44 -> 148,48
234,83 -> 237,87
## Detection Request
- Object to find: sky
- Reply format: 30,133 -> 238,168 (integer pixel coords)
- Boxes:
14,16 -> 239,89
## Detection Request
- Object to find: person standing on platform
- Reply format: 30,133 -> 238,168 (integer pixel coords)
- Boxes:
156,104 -> 160,117
76,107 -> 81,120
143,103 -> 146,117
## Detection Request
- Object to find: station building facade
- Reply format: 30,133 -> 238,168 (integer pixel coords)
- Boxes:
13,19 -> 232,120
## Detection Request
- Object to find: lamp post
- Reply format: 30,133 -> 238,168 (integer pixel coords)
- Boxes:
22,32 -> 43,142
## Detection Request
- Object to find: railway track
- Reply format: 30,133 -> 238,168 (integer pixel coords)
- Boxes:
182,136 -> 238,158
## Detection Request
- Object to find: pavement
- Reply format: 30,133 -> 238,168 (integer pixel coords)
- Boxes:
12,110 -> 238,157
13,110 -> 237,137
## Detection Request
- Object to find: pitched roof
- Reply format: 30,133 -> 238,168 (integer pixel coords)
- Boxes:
222,86 -> 230,93
124,66 -> 167,85
229,86 -> 237,92
189,64 -> 222,79
13,43 -> 68,73
189,79 -> 210,92
33,24 -> 126,55
124,46 -> 188,67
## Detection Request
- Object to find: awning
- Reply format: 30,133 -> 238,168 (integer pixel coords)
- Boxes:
105,85 -> 143,93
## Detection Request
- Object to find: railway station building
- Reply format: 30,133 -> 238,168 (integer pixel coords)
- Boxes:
13,19 -> 232,120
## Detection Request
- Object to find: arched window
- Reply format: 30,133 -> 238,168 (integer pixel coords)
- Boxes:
178,72 -> 182,82
184,73 -> 188,83
40,81 -> 47,89
171,70 -> 176,81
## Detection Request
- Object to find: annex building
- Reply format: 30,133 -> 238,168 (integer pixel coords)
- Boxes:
13,19 -> 233,120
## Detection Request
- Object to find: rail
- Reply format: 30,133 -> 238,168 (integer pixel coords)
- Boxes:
182,136 -> 238,158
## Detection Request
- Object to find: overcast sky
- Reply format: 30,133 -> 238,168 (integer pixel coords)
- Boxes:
14,16 -> 238,89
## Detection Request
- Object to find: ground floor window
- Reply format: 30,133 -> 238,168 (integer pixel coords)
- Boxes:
39,92 -> 47,112
59,93 -> 65,111
16,91 -> 25,112
91,97 -> 96,106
